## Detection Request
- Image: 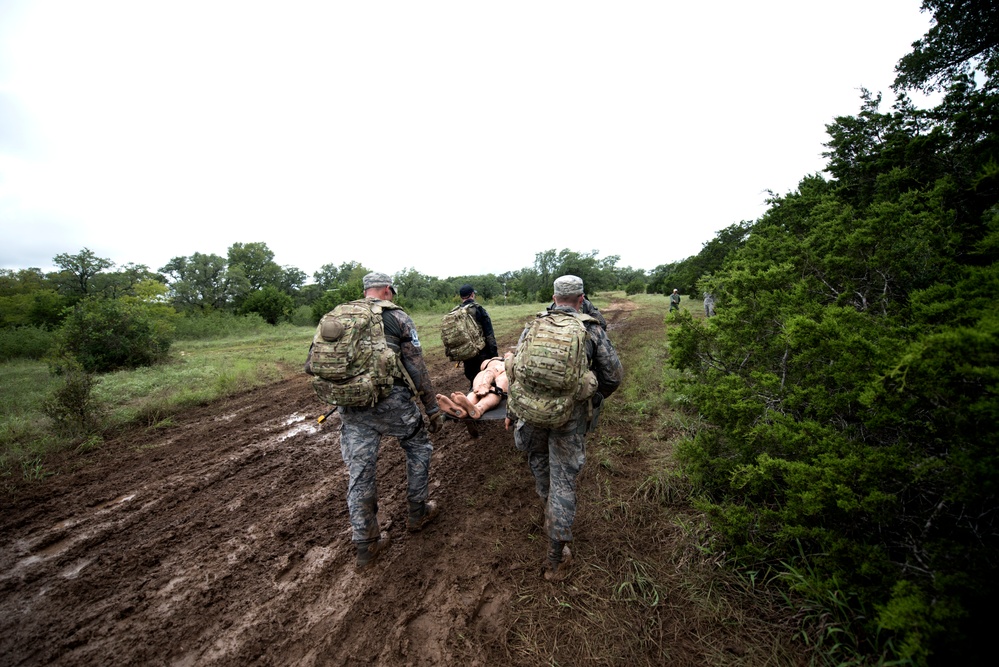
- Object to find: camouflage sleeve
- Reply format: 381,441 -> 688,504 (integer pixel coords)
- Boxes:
393,310 -> 440,414
591,308 -> 608,329
304,342 -> 315,375
588,324 -> 623,398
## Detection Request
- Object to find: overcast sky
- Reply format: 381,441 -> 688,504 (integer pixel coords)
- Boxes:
0,0 -> 936,281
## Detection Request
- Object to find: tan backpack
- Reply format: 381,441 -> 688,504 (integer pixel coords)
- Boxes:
309,299 -> 411,407
440,302 -> 485,362
506,311 -> 598,428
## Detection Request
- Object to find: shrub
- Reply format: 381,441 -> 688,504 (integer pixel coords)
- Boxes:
289,305 -> 314,327
624,279 -> 646,295
54,297 -> 172,373
42,357 -> 106,437
0,326 -> 55,361
239,286 -> 293,325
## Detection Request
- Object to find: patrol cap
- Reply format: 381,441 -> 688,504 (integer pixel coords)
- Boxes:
459,283 -> 475,298
363,271 -> 397,294
553,275 -> 584,297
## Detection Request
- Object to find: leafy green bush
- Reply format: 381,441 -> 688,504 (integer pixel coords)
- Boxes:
0,326 -> 55,361
54,297 -> 172,373
239,285 -> 293,324
624,279 -> 646,295
666,76 -> 999,664
289,305 -> 314,327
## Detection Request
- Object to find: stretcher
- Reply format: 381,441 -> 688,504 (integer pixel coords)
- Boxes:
441,398 -> 508,421
441,390 -> 508,438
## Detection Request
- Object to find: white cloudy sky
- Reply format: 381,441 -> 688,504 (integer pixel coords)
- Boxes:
0,0 -> 935,281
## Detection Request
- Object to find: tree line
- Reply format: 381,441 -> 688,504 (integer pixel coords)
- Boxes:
0,244 -> 651,365
663,1 -> 998,664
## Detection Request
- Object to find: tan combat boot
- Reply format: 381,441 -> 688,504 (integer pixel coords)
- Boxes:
543,540 -> 573,581
407,500 -> 440,532
355,531 -> 391,570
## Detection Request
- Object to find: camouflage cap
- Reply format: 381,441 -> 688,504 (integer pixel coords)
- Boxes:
553,275 -> 584,297
363,272 -> 396,293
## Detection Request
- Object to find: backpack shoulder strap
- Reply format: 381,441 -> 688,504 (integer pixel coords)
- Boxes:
369,298 -> 401,312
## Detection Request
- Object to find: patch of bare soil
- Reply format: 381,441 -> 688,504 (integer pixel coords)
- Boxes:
0,301 -> 799,666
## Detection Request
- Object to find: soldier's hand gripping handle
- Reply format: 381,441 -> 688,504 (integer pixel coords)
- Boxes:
427,409 -> 446,434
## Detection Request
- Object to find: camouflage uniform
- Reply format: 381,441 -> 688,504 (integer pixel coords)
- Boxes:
339,384 -> 431,542
308,291 -> 441,547
512,303 -> 623,545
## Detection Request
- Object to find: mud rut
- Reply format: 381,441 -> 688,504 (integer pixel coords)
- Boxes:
1,303 -> 646,666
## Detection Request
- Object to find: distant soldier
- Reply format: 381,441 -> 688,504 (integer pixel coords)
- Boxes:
457,284 -> 499,387
703,291 -> 715,317
669,289 -> 681,312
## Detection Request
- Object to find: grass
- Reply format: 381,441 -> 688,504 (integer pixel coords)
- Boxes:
0,323 -> 318,481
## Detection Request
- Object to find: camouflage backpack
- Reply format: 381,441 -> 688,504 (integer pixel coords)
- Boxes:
309,299 -> 408,407
440,302 -> 485,362
505,311 -> 598,428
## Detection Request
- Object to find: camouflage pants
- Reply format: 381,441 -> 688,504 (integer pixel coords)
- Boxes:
513,402 -> 588,543
338,386 -> 432,543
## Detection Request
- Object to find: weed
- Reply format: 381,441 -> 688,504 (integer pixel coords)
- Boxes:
614,559 -> 665,607
42,363 -> 106,437
20,455 -> 49,481
636,467 -> 691,506
76,435 -> 103,453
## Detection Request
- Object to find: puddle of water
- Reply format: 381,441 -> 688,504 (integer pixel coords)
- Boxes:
61,558 -> 92,579
96,493 -> 136,511
40,536 -> 73,557
278,422 -> 318,441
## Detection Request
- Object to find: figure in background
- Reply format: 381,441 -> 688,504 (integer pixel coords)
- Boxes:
457,284 -> 499,387
669,289 -> 681,312
703,291 -> 715,317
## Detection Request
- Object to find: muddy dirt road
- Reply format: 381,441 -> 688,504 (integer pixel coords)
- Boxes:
0,304 -> 650,666
1,302 -> 798,666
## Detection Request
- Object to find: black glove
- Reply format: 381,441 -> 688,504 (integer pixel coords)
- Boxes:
427,410 -> 446,434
